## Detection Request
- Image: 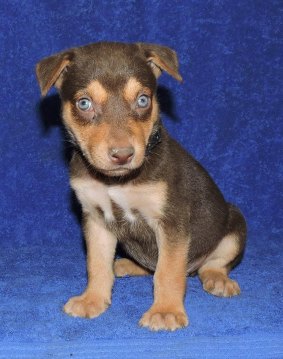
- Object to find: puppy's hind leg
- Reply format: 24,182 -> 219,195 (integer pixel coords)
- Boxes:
198,236 -> 242,297
114,258 -> 152,277
198,204 -> 246,297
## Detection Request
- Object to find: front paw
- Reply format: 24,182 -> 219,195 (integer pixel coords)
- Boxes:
139,305 -> 189,331
63,293 -> 110,319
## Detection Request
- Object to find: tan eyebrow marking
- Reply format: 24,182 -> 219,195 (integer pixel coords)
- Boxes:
123,77 -> 150,102
79,80 -> 108,104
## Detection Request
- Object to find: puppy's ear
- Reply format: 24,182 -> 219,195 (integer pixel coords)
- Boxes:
36,51 -> 73,96
136,43 -> 182,82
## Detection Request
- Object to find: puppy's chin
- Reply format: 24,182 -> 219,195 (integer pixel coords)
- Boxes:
90,160 -> 144,178
88,154 -> 146,178
99,167 -> 134,177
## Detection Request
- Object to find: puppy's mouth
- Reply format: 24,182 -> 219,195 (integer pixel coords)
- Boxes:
88,145 -> 148,177
76,143 -> 145,177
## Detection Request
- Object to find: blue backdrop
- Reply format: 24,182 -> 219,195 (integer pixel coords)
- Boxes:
0,1 -> 282,358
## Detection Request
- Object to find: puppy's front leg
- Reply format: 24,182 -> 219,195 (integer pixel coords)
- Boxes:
64,214 -> 117,318
139,228 -> 189,331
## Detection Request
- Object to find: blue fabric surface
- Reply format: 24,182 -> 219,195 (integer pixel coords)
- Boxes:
0,0 -> 282,358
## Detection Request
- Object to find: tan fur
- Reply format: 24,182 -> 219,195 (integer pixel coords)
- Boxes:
199,269 -> 240,297
139,230 -> 189,331
62,93 -> 159,175
114,258 -> 151,277
63,101 -> 112,167
123,77 -> 150,102
199,234 -> 239,272
64,215 -> 117,318
128,96 -> 159,155
198,234 -> 241,297
87,122 -> 112,164
84,80 -> 108,104
71,177 -> 167,225
122,78 -> 158,155
71,177 -> 115,222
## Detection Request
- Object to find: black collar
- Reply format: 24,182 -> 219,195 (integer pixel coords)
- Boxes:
145,128 -> 162,156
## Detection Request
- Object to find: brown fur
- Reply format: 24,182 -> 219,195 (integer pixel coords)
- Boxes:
36,41 -> 246,331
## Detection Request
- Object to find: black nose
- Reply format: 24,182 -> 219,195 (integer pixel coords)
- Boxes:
109,147 -> 135,165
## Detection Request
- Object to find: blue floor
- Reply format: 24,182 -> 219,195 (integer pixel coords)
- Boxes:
0,234 -> 282,358
1,1 -> 282,358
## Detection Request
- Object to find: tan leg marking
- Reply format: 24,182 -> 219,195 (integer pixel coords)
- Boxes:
64,214 -> 117,318
198,234 -> 241,297
114,258 -> 151,277
139,232 -> 189,331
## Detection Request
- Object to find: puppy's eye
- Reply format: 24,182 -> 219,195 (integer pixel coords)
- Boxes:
76,98 -> 93,111
137,95 -> 150,108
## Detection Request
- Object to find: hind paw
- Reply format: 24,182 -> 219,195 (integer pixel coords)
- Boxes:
201,270 -> 240,297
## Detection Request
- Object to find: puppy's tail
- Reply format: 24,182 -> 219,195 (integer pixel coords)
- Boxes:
226,203 -> 247,269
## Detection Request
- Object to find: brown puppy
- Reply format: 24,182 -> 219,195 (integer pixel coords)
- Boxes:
36,42 -> 246,331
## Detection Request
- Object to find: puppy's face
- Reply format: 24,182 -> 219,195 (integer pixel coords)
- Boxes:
36,42 -> 182,177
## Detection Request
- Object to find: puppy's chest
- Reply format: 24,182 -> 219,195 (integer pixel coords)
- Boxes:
71,178 -> 166,226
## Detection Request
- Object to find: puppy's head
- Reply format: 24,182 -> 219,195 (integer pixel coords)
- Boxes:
36,42 -> 182,177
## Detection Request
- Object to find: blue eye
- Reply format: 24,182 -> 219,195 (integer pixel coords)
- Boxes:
77,98 -> 93,111
137,95 -> 150,108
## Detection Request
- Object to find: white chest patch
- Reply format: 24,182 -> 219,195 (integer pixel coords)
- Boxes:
71,177 -> 167,226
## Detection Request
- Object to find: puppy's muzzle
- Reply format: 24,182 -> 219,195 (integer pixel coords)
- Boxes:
108,146 -> 135,165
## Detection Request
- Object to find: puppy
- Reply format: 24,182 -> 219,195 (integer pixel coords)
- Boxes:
36,42 -> 246,331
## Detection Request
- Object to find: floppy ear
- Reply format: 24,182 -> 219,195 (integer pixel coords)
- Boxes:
136,43 -> 182,82
36,51 -> 73,96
